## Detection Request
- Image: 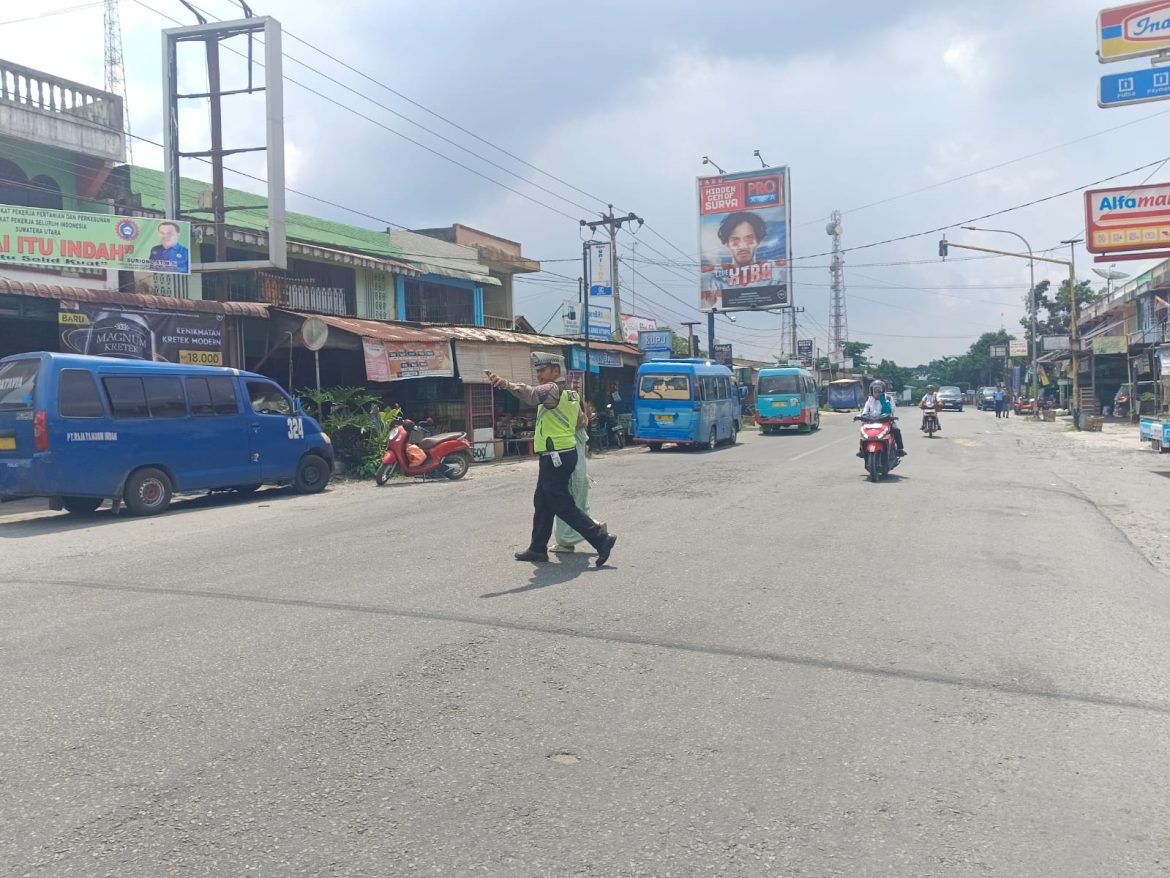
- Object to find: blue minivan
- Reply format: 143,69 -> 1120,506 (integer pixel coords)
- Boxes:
755,366 -> 820,434
0,352 -> 333,515
632,358 -> 743,451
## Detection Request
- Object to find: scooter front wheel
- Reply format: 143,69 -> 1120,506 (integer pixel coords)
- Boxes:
374,462 -> 396,486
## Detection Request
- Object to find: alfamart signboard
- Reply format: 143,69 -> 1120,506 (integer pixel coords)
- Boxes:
0,205 -> 191,274
1085,181 -> 1170,253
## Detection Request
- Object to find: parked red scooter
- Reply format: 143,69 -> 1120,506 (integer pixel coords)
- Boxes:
374,414 -> 472,484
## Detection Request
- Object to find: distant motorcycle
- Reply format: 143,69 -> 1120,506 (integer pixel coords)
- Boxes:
602,404 -> 626,449
855,413 -> 902,482
920,404 -> 939,438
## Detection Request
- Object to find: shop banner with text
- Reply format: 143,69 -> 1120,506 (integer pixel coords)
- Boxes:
58,304 -> 225,365
1,205 -> 191,274
362,337 -> 454,381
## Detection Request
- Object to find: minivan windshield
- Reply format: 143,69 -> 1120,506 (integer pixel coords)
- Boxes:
638,375 -> 691,400
0,359 -> 38,410
757,374 -> 801,395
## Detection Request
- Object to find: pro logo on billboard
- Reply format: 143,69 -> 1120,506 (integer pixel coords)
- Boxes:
697,166 -> 791,312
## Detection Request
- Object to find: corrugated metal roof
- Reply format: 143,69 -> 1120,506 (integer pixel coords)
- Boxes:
274,311 -> 448,343
0,279 -> 269,316
274,309 -> 575,346
386,230 -> 499,285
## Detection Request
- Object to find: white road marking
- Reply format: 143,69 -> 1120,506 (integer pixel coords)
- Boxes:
788,435 -> 853,462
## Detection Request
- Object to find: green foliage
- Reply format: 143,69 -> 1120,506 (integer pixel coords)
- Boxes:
297,385 -> 384,475
842,341 -> 872,370
917,330 -> 1016,390
872,358 -> 913,392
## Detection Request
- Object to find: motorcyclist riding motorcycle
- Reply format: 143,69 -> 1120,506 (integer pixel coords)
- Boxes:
858,380 -> 906,457
919,384 -> 941,433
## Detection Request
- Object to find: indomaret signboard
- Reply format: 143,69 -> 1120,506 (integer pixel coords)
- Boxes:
1085,181 -> 1170,253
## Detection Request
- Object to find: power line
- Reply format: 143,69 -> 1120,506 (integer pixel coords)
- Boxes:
0,2 -> 103,26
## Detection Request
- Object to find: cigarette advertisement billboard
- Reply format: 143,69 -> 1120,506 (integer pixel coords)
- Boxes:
58,304 -> 225,365
698,167 -> 791,312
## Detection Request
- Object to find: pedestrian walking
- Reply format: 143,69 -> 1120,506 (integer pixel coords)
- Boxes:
488,352 -> 617,567
552,403 -> 592,553
1003,390 -> 1012,418
993,385 -> 1005,418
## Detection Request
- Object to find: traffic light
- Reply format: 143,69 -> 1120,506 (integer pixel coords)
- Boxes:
938,238 -> 948,259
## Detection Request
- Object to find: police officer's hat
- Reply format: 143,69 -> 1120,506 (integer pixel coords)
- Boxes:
531,351 -> 564,371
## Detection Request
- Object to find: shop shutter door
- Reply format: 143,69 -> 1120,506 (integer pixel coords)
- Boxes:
456,342 -> 536,384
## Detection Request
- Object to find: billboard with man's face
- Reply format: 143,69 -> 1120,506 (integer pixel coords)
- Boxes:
698,167 -> 791,311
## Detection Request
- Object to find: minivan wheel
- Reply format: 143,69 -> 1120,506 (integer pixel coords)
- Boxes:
293,454 -> 330,494
62,496 -> 102,515
728,423 -> 739,446
125,468 -> 173,516
706,426 -> 718,451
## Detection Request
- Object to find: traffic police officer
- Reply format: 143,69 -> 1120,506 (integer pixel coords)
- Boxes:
488,352 -> 617,566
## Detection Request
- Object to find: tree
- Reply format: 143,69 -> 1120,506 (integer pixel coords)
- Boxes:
1019,279 -> 1105,349
670,331 -> 696,357
872,359 -> 913,392
842,341 -> 872,370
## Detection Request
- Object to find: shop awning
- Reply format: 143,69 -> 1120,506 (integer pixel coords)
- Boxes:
0,279 -> 269,316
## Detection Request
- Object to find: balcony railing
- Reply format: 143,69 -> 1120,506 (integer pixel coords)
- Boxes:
253,271 -> 350,316
483,315 -> 516,331
0,59 -> 123,130
1126,321 -> 1169,347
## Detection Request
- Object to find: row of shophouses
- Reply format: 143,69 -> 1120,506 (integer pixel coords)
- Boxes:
0,59 -> 648,461
1070,260 -> 1170,417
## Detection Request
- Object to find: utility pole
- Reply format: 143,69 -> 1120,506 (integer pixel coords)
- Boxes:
1062,238 -> 1084,428
681,321 -> 700,358
941,235 -> 1079,427
581,205 -> 642,341
580,243 -> 592,399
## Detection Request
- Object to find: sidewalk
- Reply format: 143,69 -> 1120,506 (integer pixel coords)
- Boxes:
1004,414 -> 1170,577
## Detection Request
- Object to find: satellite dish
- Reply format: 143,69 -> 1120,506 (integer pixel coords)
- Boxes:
826,221 -> 841,236
300,317 -> 329,352
1092,267 -> 1130,281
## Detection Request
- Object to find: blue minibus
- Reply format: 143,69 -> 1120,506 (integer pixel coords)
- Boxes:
632,359 -> 743,451
755,366 -> 821,433
0,352 -> 333,515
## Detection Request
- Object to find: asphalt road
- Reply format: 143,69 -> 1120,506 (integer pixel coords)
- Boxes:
2,408 -> 1169,877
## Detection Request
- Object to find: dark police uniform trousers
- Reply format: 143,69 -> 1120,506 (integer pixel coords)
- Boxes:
529,448 -> 605,552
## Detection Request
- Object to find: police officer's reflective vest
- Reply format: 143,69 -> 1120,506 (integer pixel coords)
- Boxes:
534,387 -> 580,453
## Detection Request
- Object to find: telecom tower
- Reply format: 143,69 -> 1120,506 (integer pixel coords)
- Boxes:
827,210 -> 847,359
104,0 -> 133,160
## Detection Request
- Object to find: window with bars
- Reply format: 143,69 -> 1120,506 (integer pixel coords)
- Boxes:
404,280 -> 474,325
468,383 -> 494,430
367,271 -> 389,320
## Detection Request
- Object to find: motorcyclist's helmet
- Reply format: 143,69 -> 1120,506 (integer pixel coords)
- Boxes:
928,384 -> 938,392
870,380 -> 885,395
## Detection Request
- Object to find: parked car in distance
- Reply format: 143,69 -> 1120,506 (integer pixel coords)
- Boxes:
1014,396 -> 1037,415
937,386 -> 964,411
977,387 -> 997,410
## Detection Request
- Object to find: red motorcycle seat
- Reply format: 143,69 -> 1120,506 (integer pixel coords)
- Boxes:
417,432 -> 465,449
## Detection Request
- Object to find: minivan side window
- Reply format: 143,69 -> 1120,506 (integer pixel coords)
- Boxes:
247,381 -> 292,416
58,369 -> 104,418
186,378 -> 214,416
208,377 -> 239,416
143,376 -> 186,419
102,376 -> 149,419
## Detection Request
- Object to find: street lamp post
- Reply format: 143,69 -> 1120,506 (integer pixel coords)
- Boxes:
1061,238 -> 1084,427
962,226 -> 1038,417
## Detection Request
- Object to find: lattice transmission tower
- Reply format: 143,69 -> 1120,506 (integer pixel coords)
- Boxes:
827,210 -> 847,357
104,0 -> 133,160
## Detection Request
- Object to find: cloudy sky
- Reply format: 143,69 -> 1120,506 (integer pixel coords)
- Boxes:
6,0 -> 1168,364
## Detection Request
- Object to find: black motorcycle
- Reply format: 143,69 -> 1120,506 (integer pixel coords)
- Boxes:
603,404 -> 626,449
